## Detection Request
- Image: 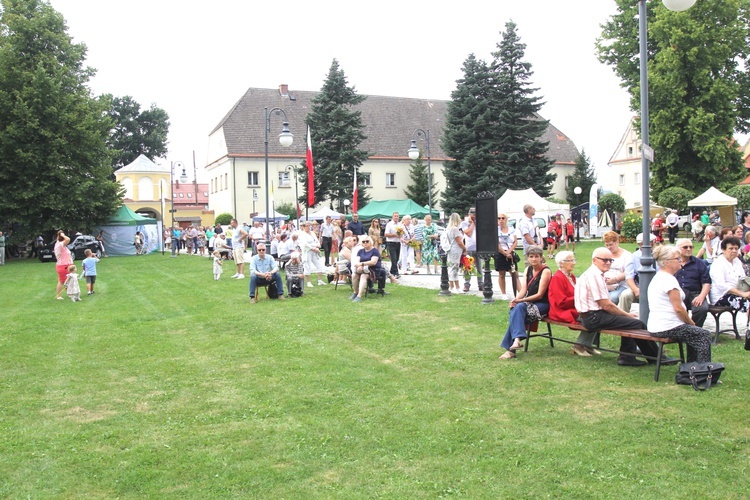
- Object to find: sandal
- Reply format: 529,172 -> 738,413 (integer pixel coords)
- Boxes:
499,350 -> 516,360
510,340 -> 524,351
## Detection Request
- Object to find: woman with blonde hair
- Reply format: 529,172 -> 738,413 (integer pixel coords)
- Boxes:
444,213 -> 466,292
368,219 -> 382,252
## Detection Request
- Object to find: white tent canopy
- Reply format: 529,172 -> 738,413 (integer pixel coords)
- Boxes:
497,188 -> 569,225
252,211 -> 289,223
688,186 -> 737,206
300,207 -> 346,221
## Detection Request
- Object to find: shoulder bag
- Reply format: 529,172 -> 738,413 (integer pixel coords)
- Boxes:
675,361 -> 724,390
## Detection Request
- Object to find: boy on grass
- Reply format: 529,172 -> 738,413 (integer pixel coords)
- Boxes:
82,249 -> 100,295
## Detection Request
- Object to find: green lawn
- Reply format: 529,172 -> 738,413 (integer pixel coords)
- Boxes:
1,246 -> 749,498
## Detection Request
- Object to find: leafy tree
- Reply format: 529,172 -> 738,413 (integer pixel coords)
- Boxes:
0,0 -> 121,240
597,0 -> 750,195
657,186 -> 694,213
103,94 -> 170,171
565,149 -> 597,207
547,197 -> 566,205
274,202 -> 297,221
727,185 -> 750,210
442,21 -> 554,214
403,151 -> 440,208
298,59 -> 370,212
215,212 -> 233,225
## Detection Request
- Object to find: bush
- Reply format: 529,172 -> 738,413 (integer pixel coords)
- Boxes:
598,193 -> 626,214
215,213 -> 233,225
621,211 -> 643,240
657,187 -> 694,213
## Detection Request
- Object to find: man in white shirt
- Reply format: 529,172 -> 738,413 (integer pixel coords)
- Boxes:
666,210 -> 679,244
384,212 -> 402,277
518,204 -> 538,256
320,216 -> 335,266
230,218 -> 249,279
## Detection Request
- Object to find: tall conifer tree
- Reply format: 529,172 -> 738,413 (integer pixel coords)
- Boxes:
298,59 -> 370,211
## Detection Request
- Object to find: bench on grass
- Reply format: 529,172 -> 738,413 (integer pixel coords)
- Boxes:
523,317 -> 685,382
707,305 -> 741,344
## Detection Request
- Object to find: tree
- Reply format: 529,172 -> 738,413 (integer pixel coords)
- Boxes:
657,187 -> 694,213
103,94 -> 170,171
403,151 -> 440,208
565,149 -> 597,207
274,202 -> 297,221
215,212 -> 233,225
442,21 -> 554,214
0,0 -> 122,240
298,59 -> 370,212
597,0 -> 750,195
727,185 -> 750,210
598,193 -> 626,226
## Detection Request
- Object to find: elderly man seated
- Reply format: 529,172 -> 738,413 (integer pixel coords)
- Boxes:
248,243 -> 286,303
350,235 -> 386,301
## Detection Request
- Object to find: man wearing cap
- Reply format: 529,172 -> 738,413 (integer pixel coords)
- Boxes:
674,237 -> 710,327
617,232 -> 655,314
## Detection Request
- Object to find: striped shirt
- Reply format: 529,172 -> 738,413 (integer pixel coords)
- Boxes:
574,265 -> 609,313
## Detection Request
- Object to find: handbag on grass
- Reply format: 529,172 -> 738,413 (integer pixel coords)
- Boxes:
675,362 -> 724,391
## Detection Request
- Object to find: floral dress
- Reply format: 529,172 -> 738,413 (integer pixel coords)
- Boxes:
422,223 -> 439,263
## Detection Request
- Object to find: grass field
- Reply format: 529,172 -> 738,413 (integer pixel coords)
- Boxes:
1,244 -> 750,498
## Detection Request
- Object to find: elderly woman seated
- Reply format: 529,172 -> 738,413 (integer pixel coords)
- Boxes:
709,236 -> 750,328
284,251 -> 305,297
334,236 -> 357,284
350,236 -> 386,302
547,251 -> 600,357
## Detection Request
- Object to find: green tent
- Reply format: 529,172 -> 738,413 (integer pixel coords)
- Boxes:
105,205 -> 158,226
95,205 -> 159,256
355,199 -> 440,220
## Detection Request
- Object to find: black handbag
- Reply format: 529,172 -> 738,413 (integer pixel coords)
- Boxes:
745,330 -> 750,351
675,362 -> 724,390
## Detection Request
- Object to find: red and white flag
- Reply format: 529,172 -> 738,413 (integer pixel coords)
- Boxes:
352,167 -> 358,213
306,126 -> 315,207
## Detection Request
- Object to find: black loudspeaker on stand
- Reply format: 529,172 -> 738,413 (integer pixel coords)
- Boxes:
476,191 -> 497,303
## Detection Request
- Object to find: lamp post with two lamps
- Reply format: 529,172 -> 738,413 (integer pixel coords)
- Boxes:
170,161 -> 187,257
637,0 -> 697,325
264,107 -> 293,241
407,129 -> 433,215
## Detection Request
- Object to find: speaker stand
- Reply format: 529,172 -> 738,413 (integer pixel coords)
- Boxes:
439,251 -> 452,296
480,253 -> 494,304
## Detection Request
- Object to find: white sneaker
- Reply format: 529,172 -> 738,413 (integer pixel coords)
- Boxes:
230,273 -> 239,278
235,274 -> 245,279
307,282 -> 314,288
317,280 -> 327,286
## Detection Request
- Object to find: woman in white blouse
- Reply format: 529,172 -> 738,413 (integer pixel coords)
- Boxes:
709,236 -> 750,311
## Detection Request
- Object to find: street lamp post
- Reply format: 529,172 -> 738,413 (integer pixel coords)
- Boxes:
285,164 -> 299,224
638,0 -> 696,325
574,186 -> 582,242
264,107 -> 293,242
407,129 -> 432,215
170,161 -> 185,257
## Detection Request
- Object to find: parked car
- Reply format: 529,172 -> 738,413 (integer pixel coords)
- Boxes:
38,234 -> 102,262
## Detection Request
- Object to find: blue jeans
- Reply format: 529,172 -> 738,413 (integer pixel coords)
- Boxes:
501,302 -> 550,349
249,272 -> 284,298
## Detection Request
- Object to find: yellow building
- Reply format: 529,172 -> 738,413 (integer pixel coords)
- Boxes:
114,154 -> 214,228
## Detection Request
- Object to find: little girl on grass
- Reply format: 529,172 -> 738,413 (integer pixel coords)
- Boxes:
213,250 -> 223,280
64,264 -> 81,302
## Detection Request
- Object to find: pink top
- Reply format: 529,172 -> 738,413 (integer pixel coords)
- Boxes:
54,241 -> 73,267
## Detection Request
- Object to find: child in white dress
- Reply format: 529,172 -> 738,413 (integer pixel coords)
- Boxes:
212,250 -> 223,280
64,264 -> 81,301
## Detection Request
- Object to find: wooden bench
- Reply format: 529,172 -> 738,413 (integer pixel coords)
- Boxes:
524,317 -> 685,382
707,305 -> 741,344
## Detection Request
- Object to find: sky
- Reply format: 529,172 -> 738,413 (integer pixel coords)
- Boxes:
47,0 -> 634,185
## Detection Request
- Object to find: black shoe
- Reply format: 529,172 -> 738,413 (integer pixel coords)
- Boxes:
367,288 -> 377,294
617,356 -> 647,367
376,289 -> 389,296
649,356 -> 680,366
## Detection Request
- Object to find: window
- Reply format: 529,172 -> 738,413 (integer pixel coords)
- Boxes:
248,171 -> 259,186
564,176 -> 569,188
179,193 -> 184,198
360,172 -> 371,186
225,173 -> 228,190
386,173 -> 396,188
619,174 -> 625,186
203,191 -> 208,197
187,193 -> 192,198
628,146 -> 634,157
279,171 -> 291,187
634,173 -> 640,184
